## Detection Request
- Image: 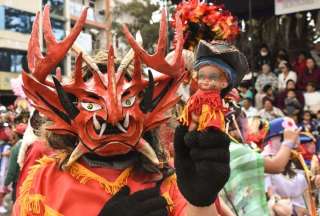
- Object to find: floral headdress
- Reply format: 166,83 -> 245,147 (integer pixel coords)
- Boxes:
171,0 -> 240,50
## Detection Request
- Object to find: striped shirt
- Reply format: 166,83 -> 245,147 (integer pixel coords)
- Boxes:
221,142 -> 269,216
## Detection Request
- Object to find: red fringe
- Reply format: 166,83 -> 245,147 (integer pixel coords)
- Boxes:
187,89 -> 226,115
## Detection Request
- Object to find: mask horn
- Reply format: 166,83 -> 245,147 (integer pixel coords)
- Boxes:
140,70 -> 154,113
53,76 -> 80,120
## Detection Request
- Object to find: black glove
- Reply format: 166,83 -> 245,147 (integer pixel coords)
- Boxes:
98,186 -> 168,216
174,125 -> 231,207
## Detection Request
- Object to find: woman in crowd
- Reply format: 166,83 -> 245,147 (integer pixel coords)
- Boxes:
292,51 -> 307,76
278,61 -> 297,91
276,79 -> 305,110
304,81 -> 320,114
255,63 -> 278,92
258,97 -> 284,121
255,44 -> 273,71
298,57 -> 320,90
255,84 -> 275,110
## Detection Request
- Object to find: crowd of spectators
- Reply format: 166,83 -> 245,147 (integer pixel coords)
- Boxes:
240,43 -> 320,149
0,42 -> 319,215
0,102 -> 29,213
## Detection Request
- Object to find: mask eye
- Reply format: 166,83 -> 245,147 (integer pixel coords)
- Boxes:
122,96 -> 136,108
81,102 -> 102,112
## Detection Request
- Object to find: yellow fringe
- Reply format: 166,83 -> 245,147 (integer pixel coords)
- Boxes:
18,154 -> 133,216
177,106 -> 189,126
161,174 -> 177,214
44,206 -> 63,216
162,192 -> 174,213
69,163 -> 133,195
178,104 -> 225,131
198,105 -> 225,131
162,174 -> 177,188
18,156 -> 57,216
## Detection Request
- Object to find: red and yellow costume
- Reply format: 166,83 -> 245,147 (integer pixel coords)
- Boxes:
13,154 -> 187,216
12,3 -> 228,216
178,89 -> 227,131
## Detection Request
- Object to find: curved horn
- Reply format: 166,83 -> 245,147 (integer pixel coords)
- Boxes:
30,4 -> 88,83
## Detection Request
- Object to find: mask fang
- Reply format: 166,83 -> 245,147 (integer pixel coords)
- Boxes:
136,138 -> 159,165
63,143 -> 88,169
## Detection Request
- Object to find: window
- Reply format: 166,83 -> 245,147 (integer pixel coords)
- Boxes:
43,0 -> 65,16
51,19 -> 65,41
0,6 -> 35,34
0,48 -> 65,75
0,49 -> 27,73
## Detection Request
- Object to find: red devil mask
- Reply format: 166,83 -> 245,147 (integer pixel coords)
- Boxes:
23,5 -> 185,166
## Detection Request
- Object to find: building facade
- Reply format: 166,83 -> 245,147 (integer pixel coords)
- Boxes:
0,0 -> 110,103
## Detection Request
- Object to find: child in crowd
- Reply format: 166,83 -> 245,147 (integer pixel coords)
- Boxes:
304,81 -> 320,114
299,110 -> 317,133
284,90 -> 302,116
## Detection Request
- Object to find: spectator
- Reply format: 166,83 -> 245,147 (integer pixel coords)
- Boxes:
310,42 -> 320,66
299,111 -> 317,133
292,51 -> 307,76
242,98 -> 258,118
275,79 -> 305,110
278,61 -> 297,91
297,57 -> 320,90
4,123 -> 26,202
258,97 -> 284,121
256,84 -> 275,110
274,54 -> 289,75
283,90 -> 301,116
265,160 -> 309,216
255,44 -> 272,71
303,81 -> 320,114
239,81 -> 254,101
255,63 -> 278,93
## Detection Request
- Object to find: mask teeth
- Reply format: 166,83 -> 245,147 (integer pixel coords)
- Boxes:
136,138 -> 159,165
116,122 -> 127,133
63,143 -> 87,169
93,113 -> 101,130
123,112 -> 129,129
99,123 -> 107,137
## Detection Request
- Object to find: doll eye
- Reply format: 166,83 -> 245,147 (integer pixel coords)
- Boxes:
81,102 -> 102,111
122,96 -> 136,108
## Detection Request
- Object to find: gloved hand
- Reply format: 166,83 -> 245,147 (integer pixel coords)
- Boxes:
98,186 -> 168,216
174,125 -> 231,207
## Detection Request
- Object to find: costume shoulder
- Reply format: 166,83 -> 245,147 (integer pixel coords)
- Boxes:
13,155 -> 63,216
14,154 -> 109,216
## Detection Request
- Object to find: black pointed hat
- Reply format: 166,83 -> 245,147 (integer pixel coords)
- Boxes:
194,40 -> 249,96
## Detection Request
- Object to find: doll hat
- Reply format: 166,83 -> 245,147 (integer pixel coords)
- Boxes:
194,40 -> 249,96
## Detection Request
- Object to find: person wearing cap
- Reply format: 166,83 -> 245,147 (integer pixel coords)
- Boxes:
298,132 -> 317,166
217,112 -> 308,216
262,118 -> 320,216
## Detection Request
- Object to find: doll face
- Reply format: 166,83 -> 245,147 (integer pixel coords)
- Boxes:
197,65 -> 228,91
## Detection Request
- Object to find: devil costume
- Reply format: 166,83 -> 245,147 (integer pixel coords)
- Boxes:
13,5 -> 232,216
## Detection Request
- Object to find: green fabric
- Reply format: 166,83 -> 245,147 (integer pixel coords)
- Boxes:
221,142 -> 269,216
4,140 -> 21,186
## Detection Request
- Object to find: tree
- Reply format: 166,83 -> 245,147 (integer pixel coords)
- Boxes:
112,0 -> 160,52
